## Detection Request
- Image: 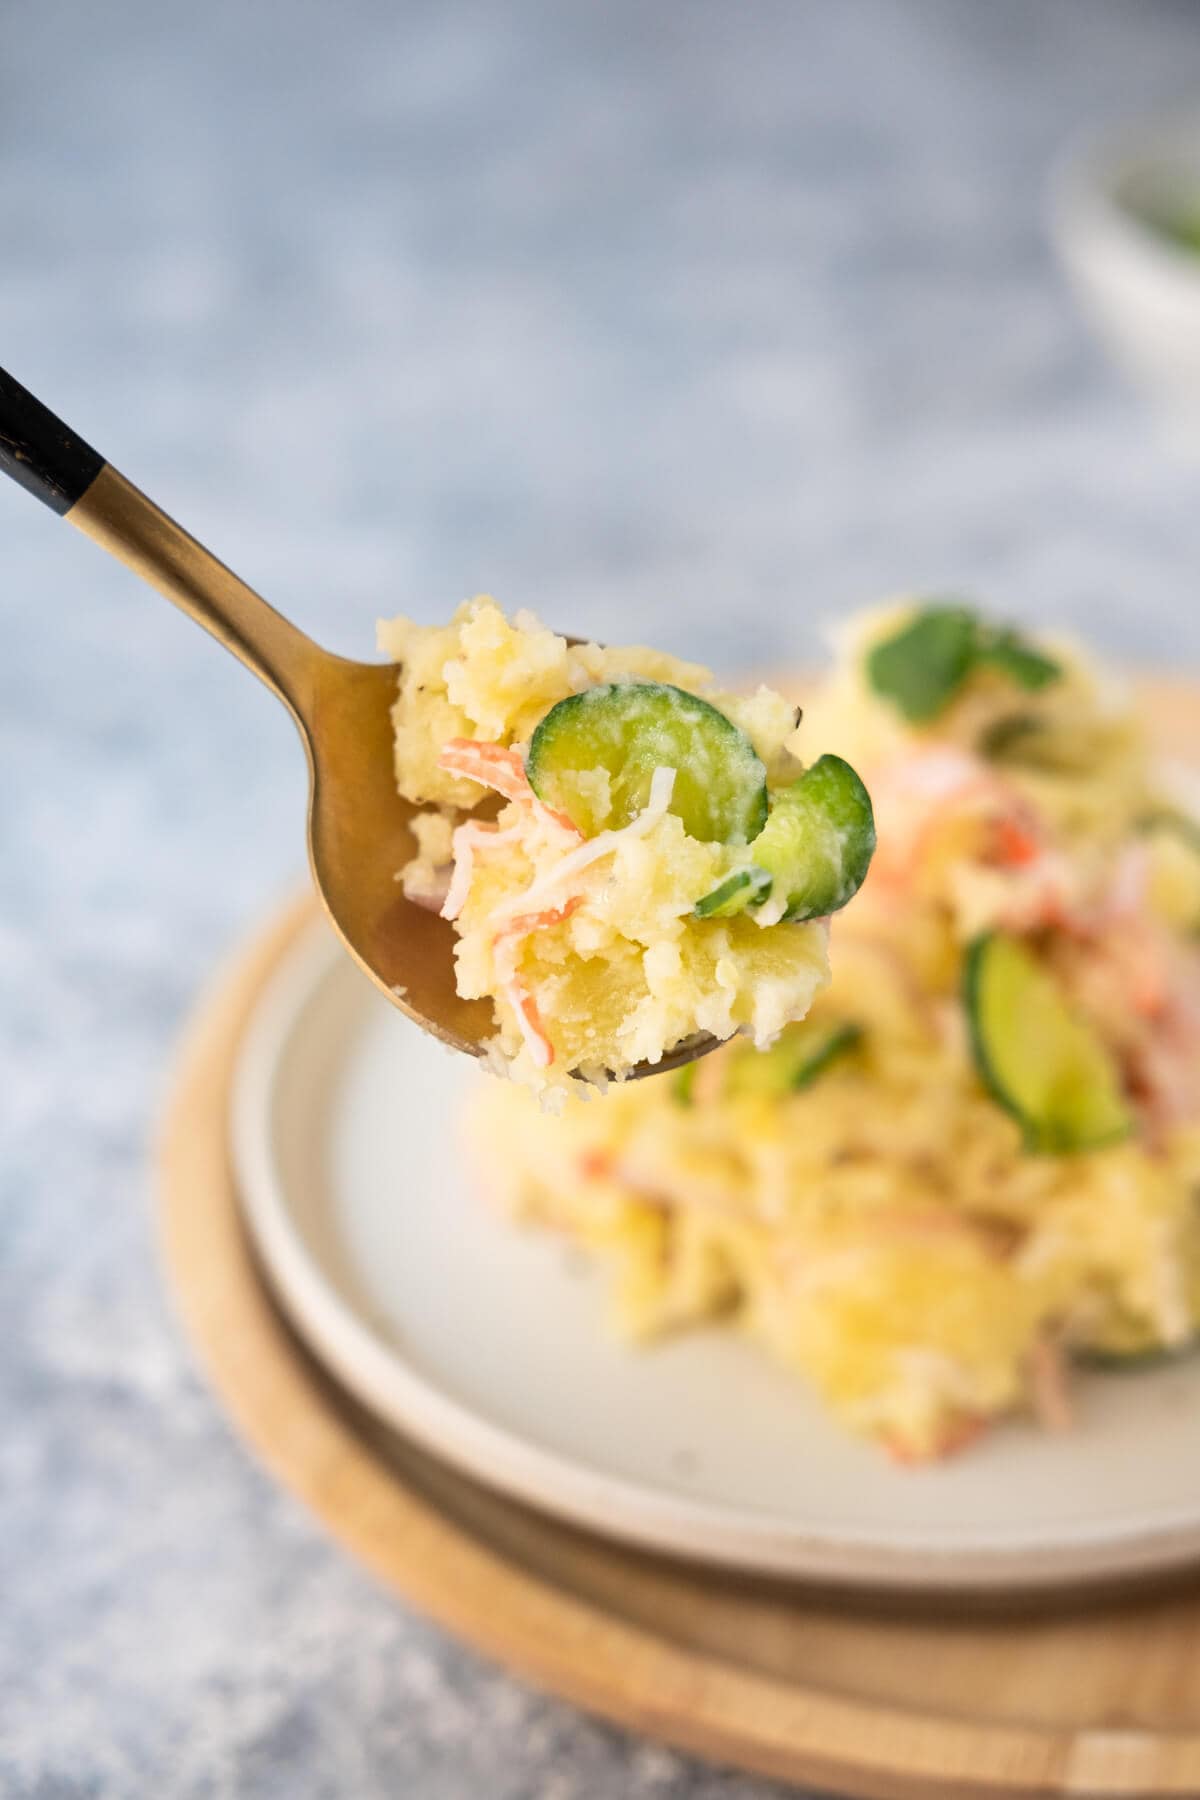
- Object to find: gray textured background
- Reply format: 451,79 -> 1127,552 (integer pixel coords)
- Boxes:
5,3 -> 1200,1796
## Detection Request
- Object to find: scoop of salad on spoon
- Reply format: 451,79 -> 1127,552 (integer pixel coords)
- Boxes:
0,367 -> 874,1095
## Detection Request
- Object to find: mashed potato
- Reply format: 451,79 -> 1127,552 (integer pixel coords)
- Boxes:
379,598 -> 867,1095
469,600 -> 1200,1458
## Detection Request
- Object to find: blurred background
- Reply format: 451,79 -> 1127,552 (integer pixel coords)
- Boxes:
6,2 -> 1200,1795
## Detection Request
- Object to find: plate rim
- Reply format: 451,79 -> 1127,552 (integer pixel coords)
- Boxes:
231,919 -> 1200,1595
160,891 -> 1200,1799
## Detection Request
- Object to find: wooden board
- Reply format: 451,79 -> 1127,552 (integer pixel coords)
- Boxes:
159,727 -> 1200,1800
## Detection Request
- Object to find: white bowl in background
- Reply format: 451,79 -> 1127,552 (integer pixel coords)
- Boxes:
1052,111 -> 1200,424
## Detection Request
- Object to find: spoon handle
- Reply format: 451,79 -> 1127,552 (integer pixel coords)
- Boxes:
0,365 -> 320,717
0,366 -> 104,511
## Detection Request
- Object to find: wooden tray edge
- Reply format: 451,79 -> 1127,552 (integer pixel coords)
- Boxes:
155,893 -> 1200,1800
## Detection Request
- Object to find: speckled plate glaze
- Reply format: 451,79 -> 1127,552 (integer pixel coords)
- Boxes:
232,919 -> 1200,1593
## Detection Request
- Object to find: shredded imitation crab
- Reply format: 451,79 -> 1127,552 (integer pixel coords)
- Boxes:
440,820 -> 526,924
437,740 -> 580,835
493,898 -> 585,1067
871,749 -> 1156,937
434,741 -> 678,1069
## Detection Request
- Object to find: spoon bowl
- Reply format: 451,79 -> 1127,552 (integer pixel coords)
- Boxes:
0,367 -> 714,1078
303,650 -> 496,1053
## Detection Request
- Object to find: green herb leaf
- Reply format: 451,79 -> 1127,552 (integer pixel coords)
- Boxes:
866,603 -> 1061,723
865,606 -> 977,722
975,627 -> 1061,692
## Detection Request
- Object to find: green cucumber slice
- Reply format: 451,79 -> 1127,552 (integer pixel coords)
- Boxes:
749,755 -> 876,921
964,933 -> 1133,1154
724,1019 -> 862,1099
693,865 -> 772,919
527,682 -> 768,843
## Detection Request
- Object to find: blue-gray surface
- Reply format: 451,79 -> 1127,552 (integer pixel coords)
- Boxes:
5,2 -> 1200,1795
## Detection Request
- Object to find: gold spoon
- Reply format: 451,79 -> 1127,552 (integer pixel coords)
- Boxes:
0,366 -> 711,1077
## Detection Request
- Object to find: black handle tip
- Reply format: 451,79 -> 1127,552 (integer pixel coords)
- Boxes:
0,366 -> 104,515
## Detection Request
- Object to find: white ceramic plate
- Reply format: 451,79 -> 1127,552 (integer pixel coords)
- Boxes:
232,921 -> 1200,1592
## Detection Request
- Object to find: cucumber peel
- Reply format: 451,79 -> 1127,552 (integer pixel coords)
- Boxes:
693,865 -> 772,919
751,755 -> 876,921
527,681 -> 768,843
693,755 -> 875,922
964,933 -> 1133,1154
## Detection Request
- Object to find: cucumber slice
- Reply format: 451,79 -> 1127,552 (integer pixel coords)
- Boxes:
724,1019 -> 861,1099
964,933 -> 1133,1154
749,755 -> 876,921
527,682 -> 768,843
693,865 -> 772,919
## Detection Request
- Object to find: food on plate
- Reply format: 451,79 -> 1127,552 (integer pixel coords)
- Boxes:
470,599 -> 1200,1460
378,599 -> 874,1096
